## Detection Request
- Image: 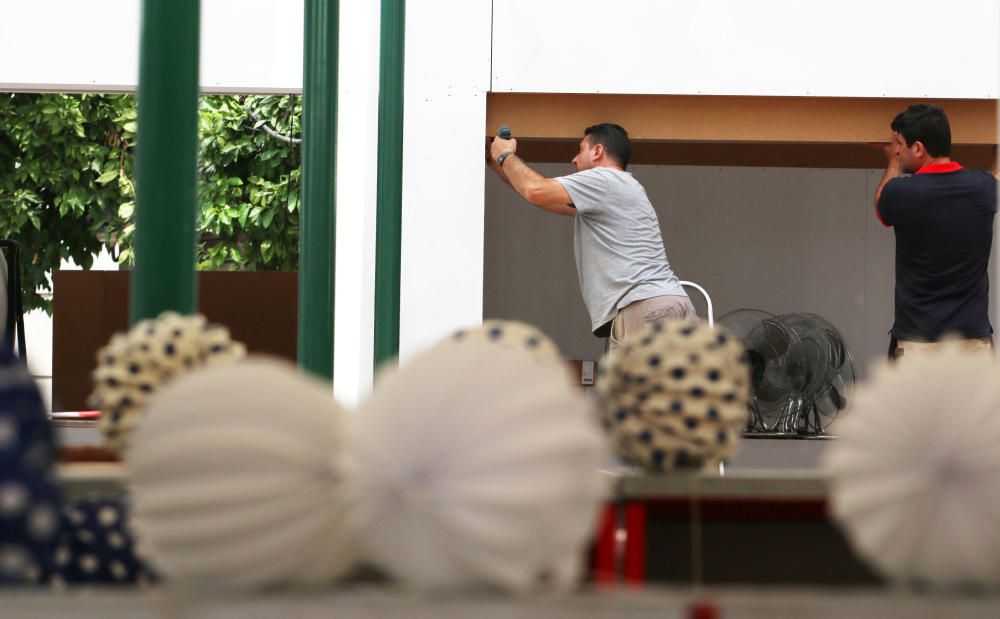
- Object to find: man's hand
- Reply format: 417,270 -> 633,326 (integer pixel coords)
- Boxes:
870,137 -> 902,170
485,138 -> 501,173
490,135 -> 517,162
885,133 -> 904,170
873,133 -> 905,223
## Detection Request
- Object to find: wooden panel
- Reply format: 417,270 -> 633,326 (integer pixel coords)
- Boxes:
52,270 -> 298,412
487,94 -> 997,145
512,140 -> 997,170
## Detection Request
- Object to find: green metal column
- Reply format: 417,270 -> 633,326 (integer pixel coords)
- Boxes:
130,0 -> 200,324
298,0 -> 339,379
373,0 -> 405,368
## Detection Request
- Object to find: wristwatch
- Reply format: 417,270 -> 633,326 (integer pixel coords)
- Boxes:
497,151 -> 515,167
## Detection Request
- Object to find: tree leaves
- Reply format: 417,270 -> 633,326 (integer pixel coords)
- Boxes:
96,170 -> 118,184
0,93 -> 302,314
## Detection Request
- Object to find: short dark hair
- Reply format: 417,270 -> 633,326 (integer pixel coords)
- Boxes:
890,112 -> 905,134
891,104 -> 951,157
584,123 -> 631,169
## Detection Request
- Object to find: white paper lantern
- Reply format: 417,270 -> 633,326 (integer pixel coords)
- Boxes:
444,320 -> 565,368
125,358 -> 355,590
345,338 -> 610,593
824,350 -> 1000,587
89,312 -> 246,452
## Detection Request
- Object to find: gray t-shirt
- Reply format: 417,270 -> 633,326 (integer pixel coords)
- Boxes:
555,167 -> 686,333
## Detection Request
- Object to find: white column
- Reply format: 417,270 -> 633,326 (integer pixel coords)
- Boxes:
332,0 -> 380,405
398,0 -> 492,361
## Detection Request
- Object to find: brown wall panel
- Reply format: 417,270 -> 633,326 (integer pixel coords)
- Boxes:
513,139 -> 997,170
487,94 -> 997,145
53,270 -> 298,412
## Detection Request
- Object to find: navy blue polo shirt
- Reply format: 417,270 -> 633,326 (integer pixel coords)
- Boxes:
876,162 -> 997,341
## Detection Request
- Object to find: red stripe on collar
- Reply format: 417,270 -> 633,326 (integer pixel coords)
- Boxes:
916,161 -> 963,174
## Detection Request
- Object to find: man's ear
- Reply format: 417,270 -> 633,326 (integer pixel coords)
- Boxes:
592,143 -> 605,160
912,140 -> 927,159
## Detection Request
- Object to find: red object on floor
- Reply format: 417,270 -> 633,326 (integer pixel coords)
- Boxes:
623,503 -> 647,584
593,505 -> 617,584
687,598 -> 721,619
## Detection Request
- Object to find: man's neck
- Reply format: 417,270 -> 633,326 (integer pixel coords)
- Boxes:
923,155 -> 953,167
595,162 -> 625,172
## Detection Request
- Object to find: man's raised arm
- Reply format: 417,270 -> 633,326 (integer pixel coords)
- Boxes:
486,136 -> 576,216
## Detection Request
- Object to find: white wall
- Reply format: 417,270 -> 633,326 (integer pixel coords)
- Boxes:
0,0 -> 303,93
397,0 -> 492,362
492,0 -> 1000,99
9,1 -> 996,98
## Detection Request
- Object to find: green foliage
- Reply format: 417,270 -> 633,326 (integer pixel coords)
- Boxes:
0,93 -> 132,313
0,93 -> 302,313
195,95 -> 301,271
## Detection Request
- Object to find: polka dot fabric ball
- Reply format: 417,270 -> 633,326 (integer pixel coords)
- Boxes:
88,312 -> 246,453
51,496 -> 153,586
445,320 -> 563,368
596,320 -> 750,471
0,346 -> 61,585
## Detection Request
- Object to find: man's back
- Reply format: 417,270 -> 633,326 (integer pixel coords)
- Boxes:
556,167 -> 685,334
878,165 -> 997,340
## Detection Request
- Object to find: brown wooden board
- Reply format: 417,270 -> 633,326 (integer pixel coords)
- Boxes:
511,139 -> 997,171
487,93 -> 997,144
52,270 -> 299,412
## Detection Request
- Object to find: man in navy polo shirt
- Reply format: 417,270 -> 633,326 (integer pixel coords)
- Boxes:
874,103 -> 998,362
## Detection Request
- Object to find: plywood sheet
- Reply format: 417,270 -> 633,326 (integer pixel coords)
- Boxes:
511,140 -> 996,170
487,94 -> 997,144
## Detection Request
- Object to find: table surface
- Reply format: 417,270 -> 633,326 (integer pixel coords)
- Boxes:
5,586 -> 1000,619
59,463 -> 829,501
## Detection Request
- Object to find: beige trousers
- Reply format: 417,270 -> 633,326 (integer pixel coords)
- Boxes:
892,337 -> 994,364
608,295 -> 698,351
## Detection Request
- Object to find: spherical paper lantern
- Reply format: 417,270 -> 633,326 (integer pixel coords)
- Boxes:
445,320 -> 564,368
825,350 -> 1000,587
125,358 -> 355,590
345,337 -> 610,593
596,319 -> 750,470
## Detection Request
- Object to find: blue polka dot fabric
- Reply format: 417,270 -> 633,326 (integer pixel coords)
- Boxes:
0,345 -> 61,585
51,496 -> 153,586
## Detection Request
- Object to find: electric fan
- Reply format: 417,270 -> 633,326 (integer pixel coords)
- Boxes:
777,312 -> 855,434
717,309 -> 805,432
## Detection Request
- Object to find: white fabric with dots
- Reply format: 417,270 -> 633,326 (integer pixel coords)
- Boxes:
596,320 -> 750,470
443,320 -> 565,369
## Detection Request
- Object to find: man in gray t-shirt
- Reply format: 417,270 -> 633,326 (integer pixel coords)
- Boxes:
487,123 -> 694,349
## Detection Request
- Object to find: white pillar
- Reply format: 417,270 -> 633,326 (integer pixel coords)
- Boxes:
332,0 -> 380,405
398,0 -> 492,361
